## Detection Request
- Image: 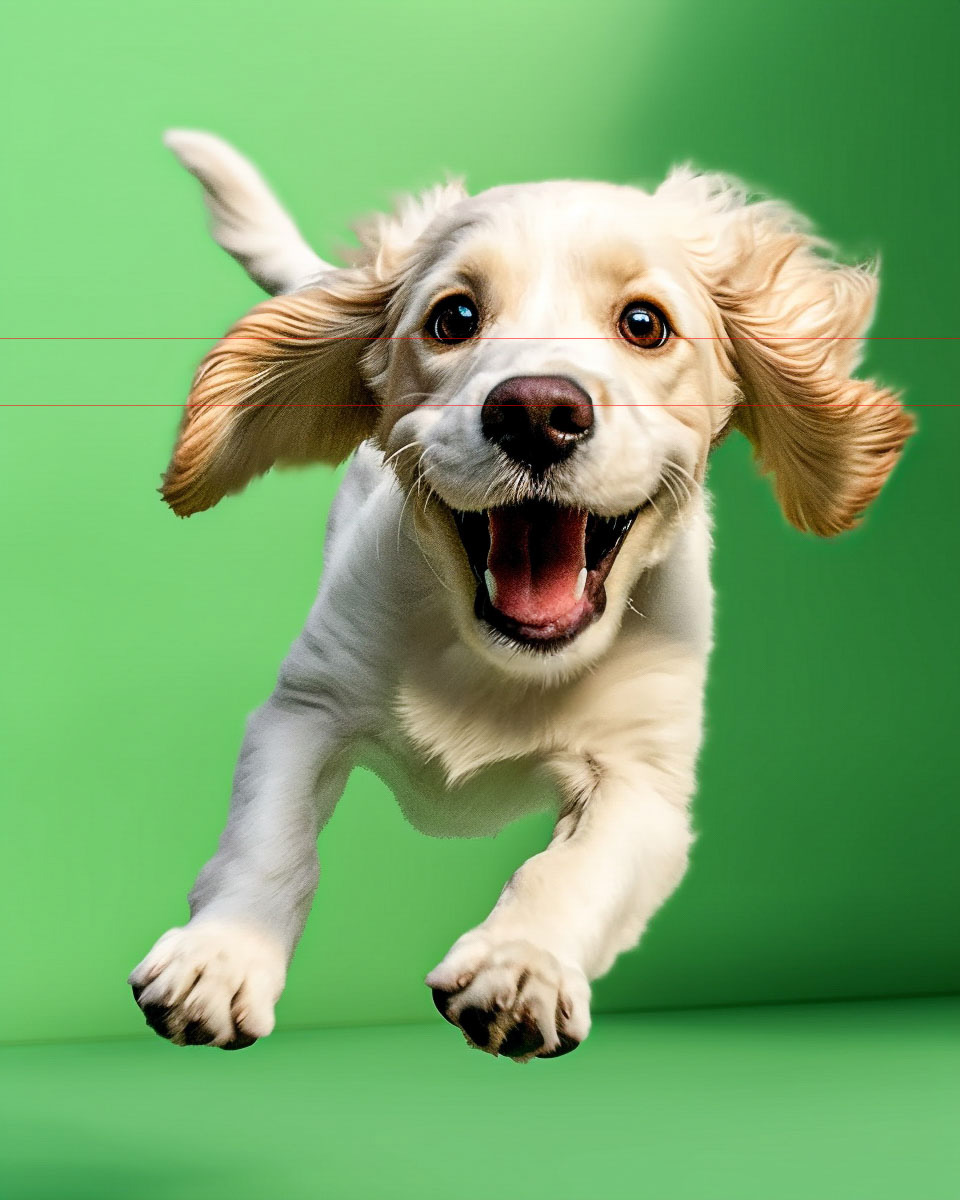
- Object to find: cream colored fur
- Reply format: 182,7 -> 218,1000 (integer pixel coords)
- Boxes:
130,133 -> 912,1059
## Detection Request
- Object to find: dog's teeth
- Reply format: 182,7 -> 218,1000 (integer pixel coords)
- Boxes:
484,569 -> 497,604
574,568 -> 587,601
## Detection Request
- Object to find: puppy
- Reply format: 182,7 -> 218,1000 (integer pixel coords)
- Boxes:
129,132 -> 912,1059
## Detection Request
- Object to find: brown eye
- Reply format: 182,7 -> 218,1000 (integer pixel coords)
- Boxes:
618,302 -> 670,349
426,294 -> 480,345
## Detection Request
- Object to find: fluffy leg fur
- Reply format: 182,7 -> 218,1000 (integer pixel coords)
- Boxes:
427,761 -> 693,1060
129,702 -> 348,1048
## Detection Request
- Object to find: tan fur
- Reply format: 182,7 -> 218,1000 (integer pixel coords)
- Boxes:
162,181 -> 468,516
162,286 -> 381,515
659,168 -> 914,535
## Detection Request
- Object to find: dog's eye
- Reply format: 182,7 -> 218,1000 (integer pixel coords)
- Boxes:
618,302 -> 670,349
425,295 -> 480,345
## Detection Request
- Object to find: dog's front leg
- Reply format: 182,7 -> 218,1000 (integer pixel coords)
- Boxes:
129,699 -> 349,1049
428,761 -> 693,1060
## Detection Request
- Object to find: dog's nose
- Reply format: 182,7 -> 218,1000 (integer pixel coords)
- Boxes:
481,376 -> 594,470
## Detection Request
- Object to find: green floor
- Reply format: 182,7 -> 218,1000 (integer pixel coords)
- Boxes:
1,998 -> 957,1200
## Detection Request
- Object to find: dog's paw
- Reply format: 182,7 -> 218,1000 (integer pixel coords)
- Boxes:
426,935 -> 591,1061
128,919 -> 286,1050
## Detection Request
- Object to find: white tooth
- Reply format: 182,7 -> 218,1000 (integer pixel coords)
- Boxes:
574,567 -> 587,601
484,569 -> 497,604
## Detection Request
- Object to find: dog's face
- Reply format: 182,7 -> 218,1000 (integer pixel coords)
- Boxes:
375,183 -> 731,672
162,169 -> 913,677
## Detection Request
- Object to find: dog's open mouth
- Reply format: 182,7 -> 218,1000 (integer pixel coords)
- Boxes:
452,501 -> 646,650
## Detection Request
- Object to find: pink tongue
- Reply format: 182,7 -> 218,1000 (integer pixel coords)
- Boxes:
486,506 -> 588,627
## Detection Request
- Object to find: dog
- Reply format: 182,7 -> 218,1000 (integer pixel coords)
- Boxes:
129,131 -> 913,1060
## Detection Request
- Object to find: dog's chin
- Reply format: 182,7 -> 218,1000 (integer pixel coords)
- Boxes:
475,585 -> 597,650
450,501 -> 649,656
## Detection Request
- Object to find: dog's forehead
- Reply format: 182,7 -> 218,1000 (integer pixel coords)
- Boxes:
415,180 -> 686,289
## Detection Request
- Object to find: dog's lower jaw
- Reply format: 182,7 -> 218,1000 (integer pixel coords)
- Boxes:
430,482 -> 689,677
451,500 -> 651,650
473,574 -> 603,651
444,588 -> 624,683
456,535 -> 674,683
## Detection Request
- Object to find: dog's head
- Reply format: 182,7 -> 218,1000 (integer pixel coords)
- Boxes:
163,133 -> 913,677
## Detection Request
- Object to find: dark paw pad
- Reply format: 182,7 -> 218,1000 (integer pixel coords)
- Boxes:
432,987 -> 456,1022
457,1005 -> 496,1049
181,1020 -> 215,1046
221,1031 -> 258,1051
132,986 -> 173,1040
538,1032 -> 582,1059
499,1017 -> 545,1059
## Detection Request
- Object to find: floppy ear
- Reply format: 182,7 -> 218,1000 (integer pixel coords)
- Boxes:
161,276 -> 387,516
160,131 -> 468,515
662,170 -> 914,535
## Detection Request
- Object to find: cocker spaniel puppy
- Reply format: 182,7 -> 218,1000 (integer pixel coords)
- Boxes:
130,132 -> 912,1059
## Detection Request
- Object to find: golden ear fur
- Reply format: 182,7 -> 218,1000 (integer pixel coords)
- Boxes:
162,180 -> 468,516
161,284 -> 383,516
660,169 -> 914,535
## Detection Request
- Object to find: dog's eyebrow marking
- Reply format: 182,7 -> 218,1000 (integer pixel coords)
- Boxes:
573,248 -> 654,290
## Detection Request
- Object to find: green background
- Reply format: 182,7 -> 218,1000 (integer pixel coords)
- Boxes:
2,0 -> 958,1052
3,1001 -> 959,1200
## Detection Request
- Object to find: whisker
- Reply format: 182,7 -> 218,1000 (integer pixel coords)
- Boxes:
659,468 -> 682,511
415,484 -> 457,597
666,459 -> 699,496
395,465 -> 418,554
669,469 -> 692,504
647,493 -> 668,526
413,447 -> 432,505
381,442 -> 420,472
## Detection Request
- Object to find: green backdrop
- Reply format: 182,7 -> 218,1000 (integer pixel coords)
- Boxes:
2,0 -> 957,1046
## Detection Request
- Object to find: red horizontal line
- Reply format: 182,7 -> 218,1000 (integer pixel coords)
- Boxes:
0,402 -> 930,409
0,335 -> 957,342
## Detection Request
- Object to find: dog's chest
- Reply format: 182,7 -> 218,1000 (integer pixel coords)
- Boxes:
345,644 -> 562,836
353,732 -> 557,838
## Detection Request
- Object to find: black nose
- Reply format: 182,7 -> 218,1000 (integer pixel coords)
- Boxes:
481,376 -> 594,470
